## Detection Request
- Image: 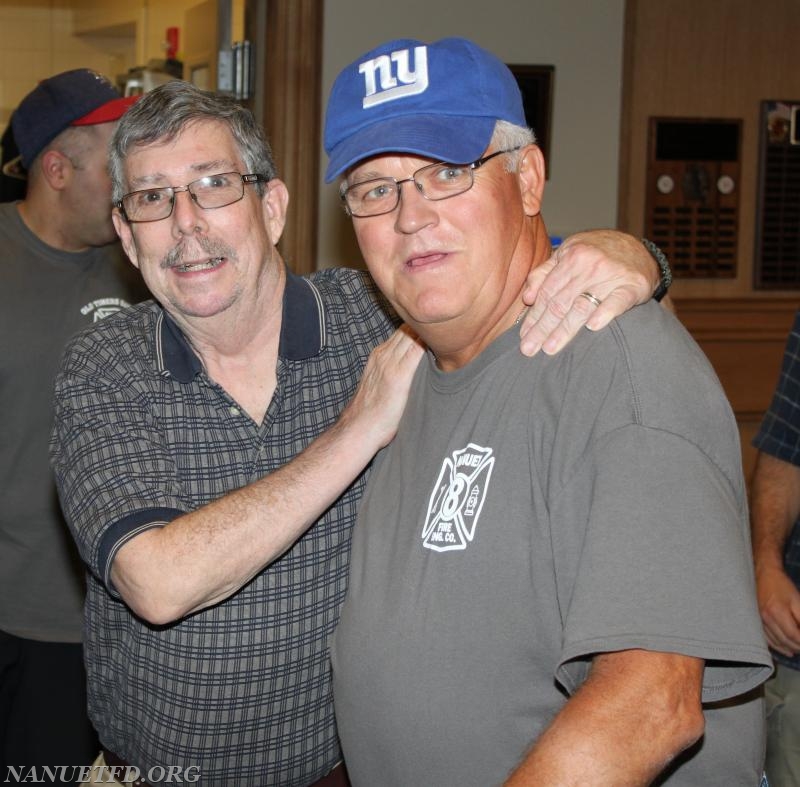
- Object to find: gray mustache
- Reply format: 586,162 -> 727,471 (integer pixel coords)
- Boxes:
161,237 -> 237,269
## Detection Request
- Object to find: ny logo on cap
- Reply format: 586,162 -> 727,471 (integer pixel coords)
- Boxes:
358,45 -> 429,109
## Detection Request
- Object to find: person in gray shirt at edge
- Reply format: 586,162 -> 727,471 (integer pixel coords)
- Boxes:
0,69 -> 144,780
51,77 -> 667,786
325,36 -> 772,787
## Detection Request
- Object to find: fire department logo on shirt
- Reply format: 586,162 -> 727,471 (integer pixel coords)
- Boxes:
80,297 -> 131,322
422,443 -> 494,552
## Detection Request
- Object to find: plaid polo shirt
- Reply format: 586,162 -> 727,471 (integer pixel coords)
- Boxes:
51,267 -> 396,786
753,308 -> 800,671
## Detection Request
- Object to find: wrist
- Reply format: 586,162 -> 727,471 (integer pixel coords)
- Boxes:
337,398 -> 395,456
754,547 -> 786,575
642,238 -> 672,302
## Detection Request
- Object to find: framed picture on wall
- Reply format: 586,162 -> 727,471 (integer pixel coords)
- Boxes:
507,64 -> 554,178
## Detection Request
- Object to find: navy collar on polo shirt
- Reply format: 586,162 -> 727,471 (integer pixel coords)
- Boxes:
156,266 -> 325,383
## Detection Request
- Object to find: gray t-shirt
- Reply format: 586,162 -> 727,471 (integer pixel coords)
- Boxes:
332,301 -> 771,786
0,201 -> 145,642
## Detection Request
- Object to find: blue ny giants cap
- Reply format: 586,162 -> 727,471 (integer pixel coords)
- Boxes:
324,37 -> 527,182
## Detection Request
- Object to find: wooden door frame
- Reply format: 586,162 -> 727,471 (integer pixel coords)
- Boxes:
245,0 -> 323,275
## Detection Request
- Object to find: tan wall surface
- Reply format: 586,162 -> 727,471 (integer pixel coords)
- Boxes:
0,0 -> 215,135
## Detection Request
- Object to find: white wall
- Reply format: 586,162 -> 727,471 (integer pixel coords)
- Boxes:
317,0 -> 626,268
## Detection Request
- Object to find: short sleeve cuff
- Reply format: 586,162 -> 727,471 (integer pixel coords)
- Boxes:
557,634 -> 773,703
97,507 -> 185,597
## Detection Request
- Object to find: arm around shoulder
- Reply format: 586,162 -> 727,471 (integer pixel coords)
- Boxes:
519,232 -> 669,356
108,328 -> 424,624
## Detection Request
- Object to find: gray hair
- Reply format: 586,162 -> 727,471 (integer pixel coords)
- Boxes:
490,120 -> 536,172
109,80 -> 276,203
338,119 -> 536,190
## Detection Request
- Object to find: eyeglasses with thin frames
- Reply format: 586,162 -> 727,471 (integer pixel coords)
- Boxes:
116,172 -> 268,223
340,148 -> 520,219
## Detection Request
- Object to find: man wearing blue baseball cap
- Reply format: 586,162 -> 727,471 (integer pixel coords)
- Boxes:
0,69 -> 145,777
326,37 -> 771,786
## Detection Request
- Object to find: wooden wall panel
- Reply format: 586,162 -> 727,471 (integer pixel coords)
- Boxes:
674,297 -> 797,480
619,0 -> 800,300
252,0 -> 323,275
621,1 -> 800,479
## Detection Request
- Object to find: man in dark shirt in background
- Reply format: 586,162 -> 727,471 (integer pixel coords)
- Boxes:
751,309 -> 800,787
0,69 -> 143,778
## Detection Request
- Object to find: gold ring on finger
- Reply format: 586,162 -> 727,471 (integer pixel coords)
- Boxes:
578,291 -> 602,308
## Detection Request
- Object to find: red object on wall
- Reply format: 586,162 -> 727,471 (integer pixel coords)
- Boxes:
166,27 -> 179,59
